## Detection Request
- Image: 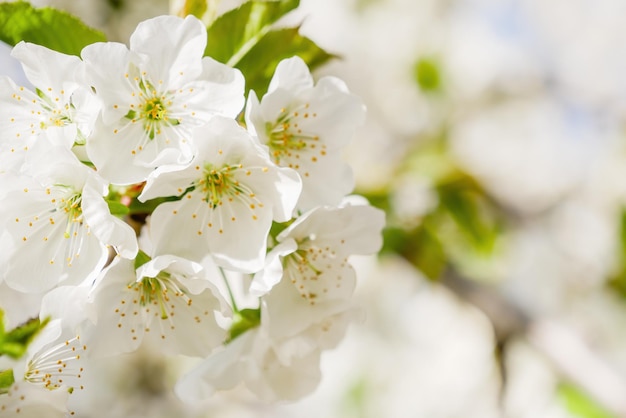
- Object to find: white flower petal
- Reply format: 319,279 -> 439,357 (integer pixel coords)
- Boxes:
80,42 -> 142,125
82,177 -> 138,259
280,204 -> 386,256
254,204 -> 384,338
11,42 -> 81,96
40,285 -> 95,333
250,238 -> 298,296
149,199 -> 212,262
87,259 -> 144,357
0,382 -> 69,418
267,56 -> 314,94
86,118 -> 155,185
262,257 -> 356,339
197,56 -> 245,118
244,89 -> 261,137
0,282 -> 44,329
246,338 -> 322,402
294,152 -> 355,210
175,331 -> 254,402
130,15 -> 206,86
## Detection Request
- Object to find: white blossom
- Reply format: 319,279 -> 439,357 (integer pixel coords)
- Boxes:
246,56 -> 365,211
0,7 -> 388,413
176,307 -> 357,402
251,203 -> 384,338
0,286 -> 91,417
86,255 -> 229,357
141,116 -> 301,273
0,41 -> 99,152
0,143 -> 137,292
81,15 -> 245,184
7,318 -> 89,416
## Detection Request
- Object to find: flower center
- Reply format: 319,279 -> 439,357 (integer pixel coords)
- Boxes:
138,93 -> 172,140
282,244 -> 345,306
57,190 -> 83,240
34,88 -> 73,130
56,189 -> 86,267
195,163 -> 251,209
265,104 -> 321,165
121,69 -> 180,142
132,273 -> 190,320
142,97 -> 167,122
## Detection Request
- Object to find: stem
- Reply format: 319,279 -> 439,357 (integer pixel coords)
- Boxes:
219,267 -> 239,313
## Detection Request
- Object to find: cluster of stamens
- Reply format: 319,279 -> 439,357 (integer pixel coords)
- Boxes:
9,86 -> 73,139
132,273 -> 190,320
25,335 -> 87,392
16,185 -> 87,268
193,163 -> 259,210
283,242 -> 348,306
56,188 -> 86,267
266,103 -> 325,172
117,68 -> 182,153
59,192 -> 83,239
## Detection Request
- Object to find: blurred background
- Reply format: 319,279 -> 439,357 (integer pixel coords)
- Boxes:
3,0 -> 626,416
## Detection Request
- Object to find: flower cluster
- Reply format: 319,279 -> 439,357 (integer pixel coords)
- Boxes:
0,14 -> 384,415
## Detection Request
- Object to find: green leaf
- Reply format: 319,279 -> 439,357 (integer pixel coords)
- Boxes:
558,383 -> 617,418
410,225 -> 447,280
0,316 -> 49,359
174,0 -> 208,20
436,176 -> 499,255
0,1 -> 106,56
381,225 -> 447,281
236,27 -> 335,96
608,209 -> 626,297
205,0 -> 300,65
204,0 -> 334,96
4,316 -> 48,346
